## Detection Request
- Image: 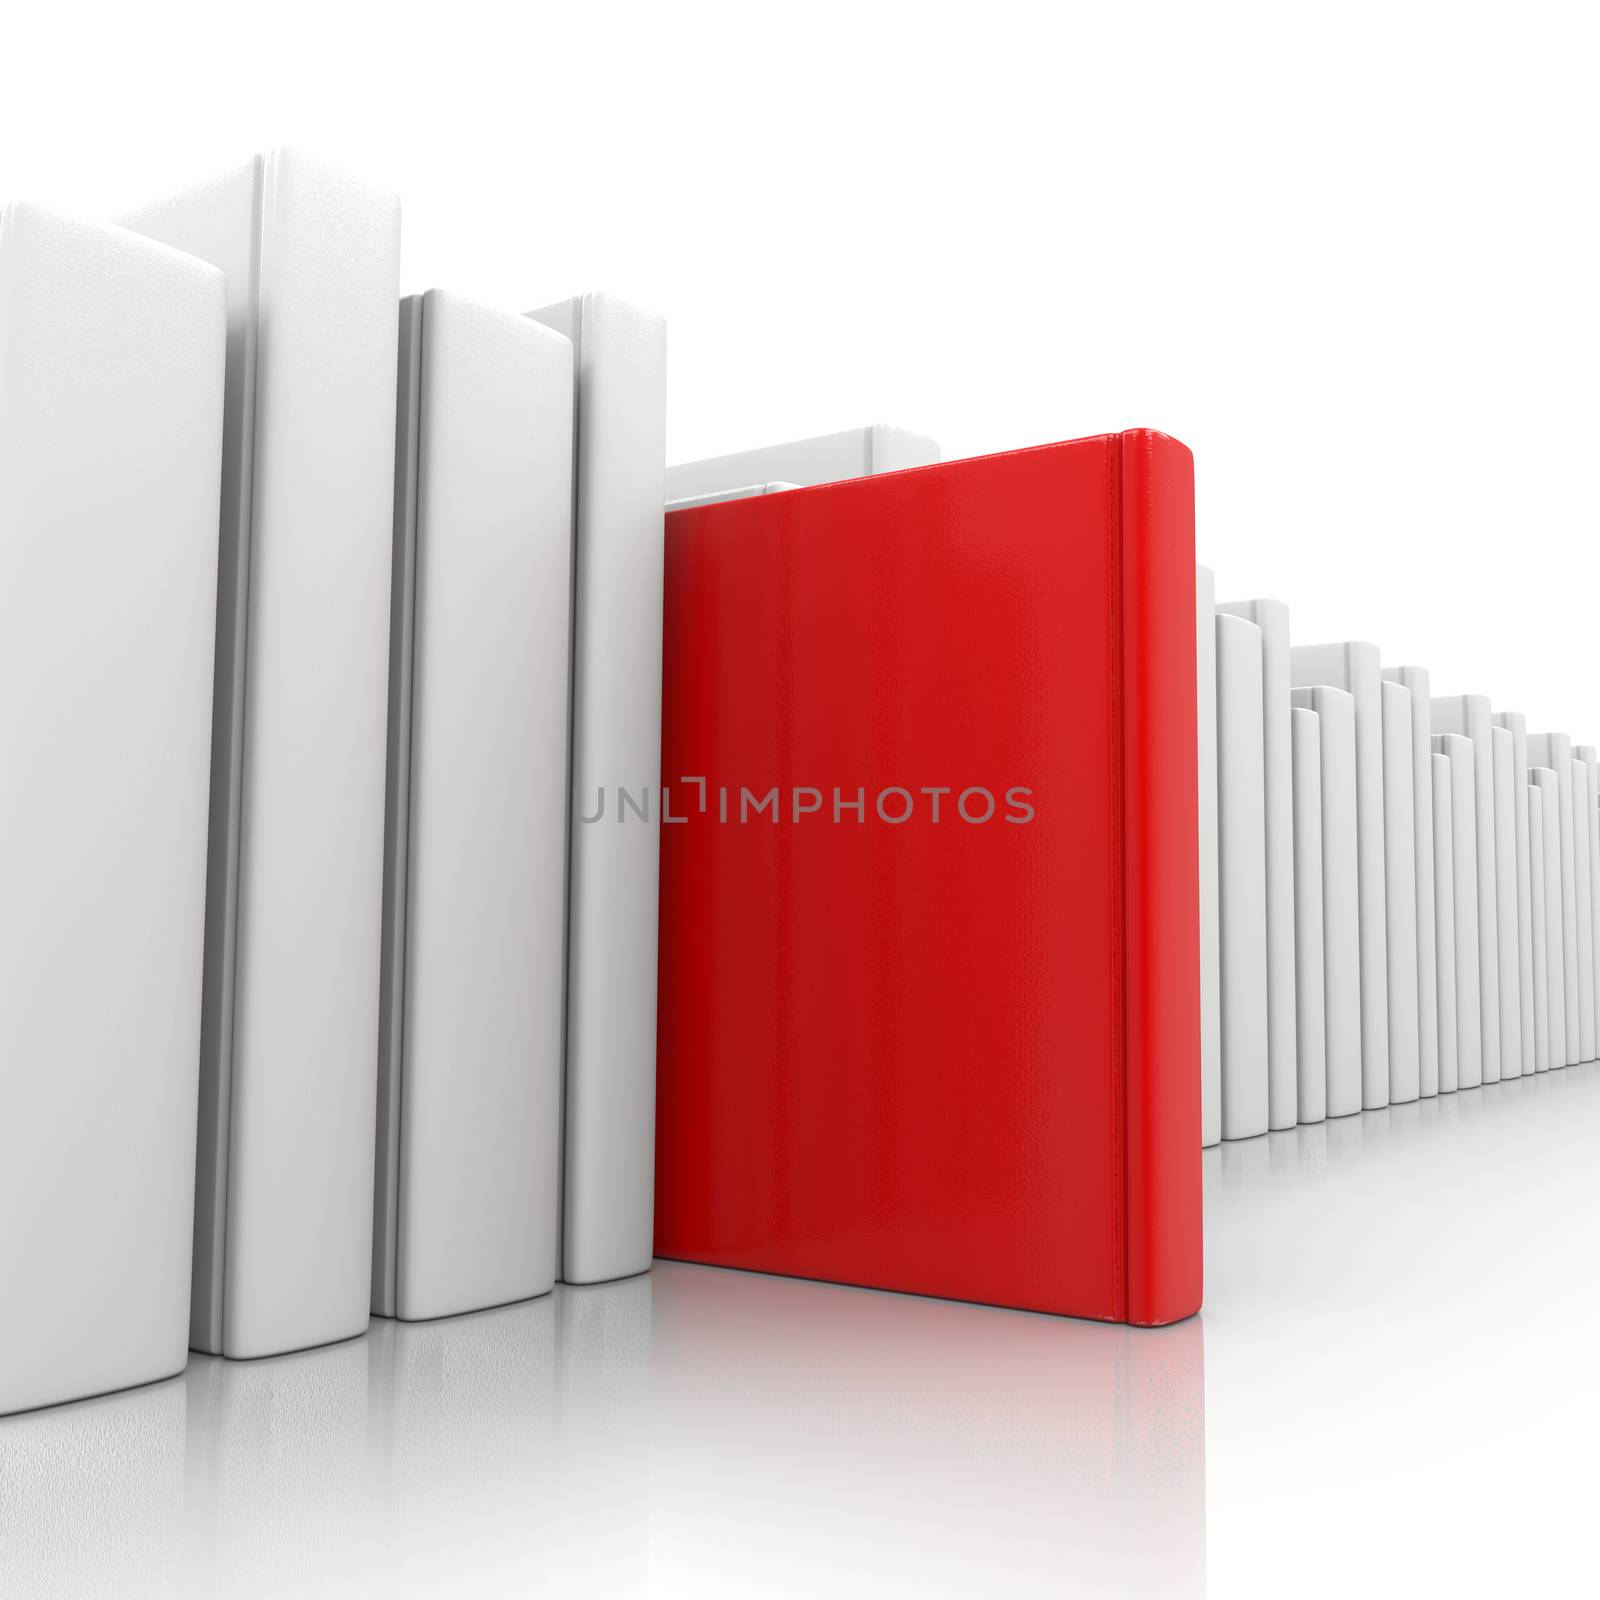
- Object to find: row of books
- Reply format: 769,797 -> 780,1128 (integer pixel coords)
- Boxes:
0,151 -> 673,1416
1196,573 -> 1600,1143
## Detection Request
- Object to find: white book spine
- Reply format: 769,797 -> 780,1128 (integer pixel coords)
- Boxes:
1493,711 -> 1537,1075
1436,734 -> 1484,1089
1289,643 -> 1388,1107
1217,598 -> 1296,1128
1432,752 -> 1460,1093
1381,681 -> 1421,1102
122,150 -> 402,1359
1528,778 -> 1551,1073
1196,568 -> 1222,1148
1387,667 -> 1440,1097
1294,686 -> 1362,1117
1532,766 -> 1568,1068
1431,697 -> 1502,1081
1530,734 -> 1580,1063
1491,726 -> 1523,1078
529,293 -> 667,1283
0,205 -> 225,1416
1291,707 -> 1327,1123
1571,756 -> 1596,1060
1217,613 -> 1270,1140
373,292 -> 573,1323
1578,745 -> 1600,1060
665,423 -> 938,502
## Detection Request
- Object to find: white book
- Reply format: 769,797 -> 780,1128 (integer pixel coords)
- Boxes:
1289,643 -> 1388,1108
1531,765 -> 1568,1068
0,205 -> 224,1416
665,424 -> 937,503
1491,727 -> 1523,1079
1434,734 -> 1484,1089
1430,696 -> 1505,1081
1291,706 -> 1327,1123
1292,687 -> 1362,1117
1380,680 -> 1421,1103
1384,666 -> 1440,1098
1217,598 -> 1296,1128
1216,613 -> 1269,1140
667,481 -> 798,510
372,293 -> 573,1322
1528,778 -> 1551,1073
122,150 -> 402,1358
1570,756 -> 1596,1060
1577,746 -> 1600,1052
1528,733 -> 1580,1064
1432,752 -> 1460,1093
1493,711 -> 1537,1075
529,293 -> 667,1283
1196,568 -> 1222,1148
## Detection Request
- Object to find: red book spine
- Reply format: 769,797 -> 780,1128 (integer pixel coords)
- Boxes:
1118,431 -> 1202,1324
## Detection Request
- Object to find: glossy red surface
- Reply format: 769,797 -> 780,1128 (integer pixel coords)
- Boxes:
655,432 -> 1201,1324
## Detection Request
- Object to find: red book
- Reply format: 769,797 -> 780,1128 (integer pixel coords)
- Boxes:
654,431 -> 1201,1325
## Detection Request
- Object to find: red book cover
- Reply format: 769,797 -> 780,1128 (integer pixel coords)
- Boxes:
654,431 -> 1201,1325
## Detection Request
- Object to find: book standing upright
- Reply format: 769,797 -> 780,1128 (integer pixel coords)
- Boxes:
122,150 -> 402,1358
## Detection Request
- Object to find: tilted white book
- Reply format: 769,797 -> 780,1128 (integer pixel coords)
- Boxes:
0,204 -> 224,1413
528,293 -> 667,1282
122,150 -> 402,1358
372,292 -> 573,1322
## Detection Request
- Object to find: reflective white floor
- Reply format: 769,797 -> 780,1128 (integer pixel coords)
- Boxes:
5,1063 -> 1599,1598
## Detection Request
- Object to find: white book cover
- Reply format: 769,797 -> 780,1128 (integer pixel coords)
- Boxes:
1380,680 -> 1421,1103
1216,614 -> 1269,1140
1384,666 -> 1440,1098
1289,643 -> 1388,1108
1196,568 -> 1222,1148
122,150 -> 402,1359
1291,706 -> 1327,1123
1491,726 -> 1522,1079
0,205 -> 224,1415
1431,751 -> 1460,1093
1531,765 -> 1568,1067
1292,686 -> 1362,1117
1493,711 -> 1537,1074
529,293 -> 667,1283
372,293 -> 573,1323
667,481 -> 798,510
665,424 -> 937,503
1217,598 -> 1296,1128
1528,777 -> 1551,1073
1430,696 -> 1505,1081
1569,756 -> 1596,1060
1528,733 -> 1580,1064
1435,734 -> 1484,1089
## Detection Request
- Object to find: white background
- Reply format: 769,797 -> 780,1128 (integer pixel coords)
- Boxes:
4,1 -> 1596,730
3,6 -> 1598,1595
